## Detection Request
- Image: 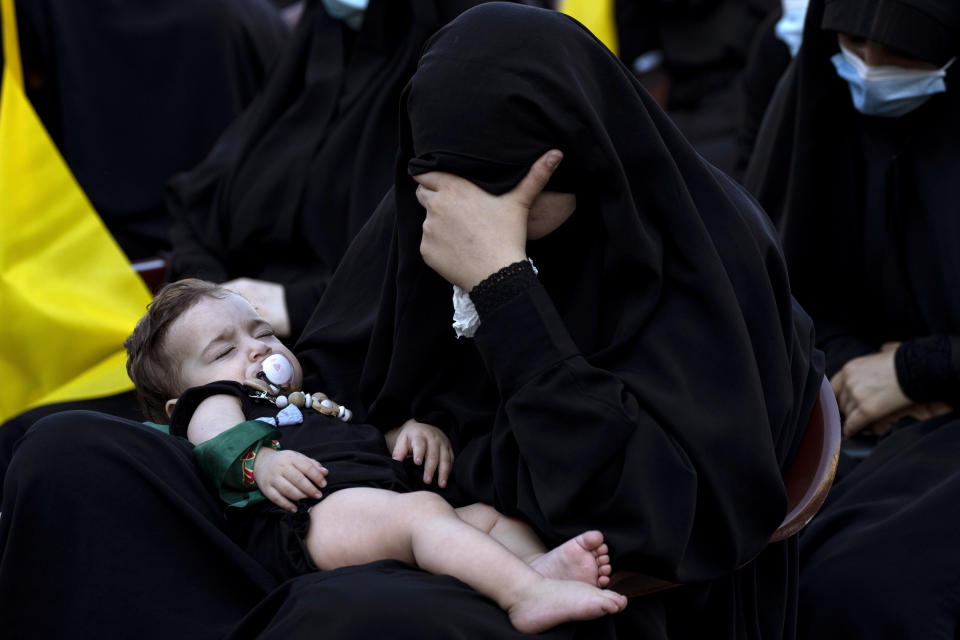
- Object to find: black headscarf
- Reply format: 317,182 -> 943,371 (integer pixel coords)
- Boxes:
744,0 -> 960,375
300,4 -> 822,635
165,0 -> 512,338
9,0 -> 287,261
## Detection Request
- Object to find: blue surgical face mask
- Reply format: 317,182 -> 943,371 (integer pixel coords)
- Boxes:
775,0 -> 809,58
830,43 -> 955,117
321,0 -> 367,30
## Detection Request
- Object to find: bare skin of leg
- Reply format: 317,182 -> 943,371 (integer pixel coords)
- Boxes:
454,503 -> 612,587
304,488 -> 627,634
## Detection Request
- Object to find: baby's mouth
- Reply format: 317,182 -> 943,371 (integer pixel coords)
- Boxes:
259,353 -> 295,389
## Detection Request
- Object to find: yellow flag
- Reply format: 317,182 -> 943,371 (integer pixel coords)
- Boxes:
559,0 -> 619,56
0,0 -> 151,423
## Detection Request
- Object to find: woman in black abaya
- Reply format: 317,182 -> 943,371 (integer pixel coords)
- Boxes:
744,0 -> 960,635
165,0 -> 513,341
1,4 -> 819,638
299,4 -> 823,637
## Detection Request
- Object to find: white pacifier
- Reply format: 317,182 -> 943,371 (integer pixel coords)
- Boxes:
261,353 -> 294,387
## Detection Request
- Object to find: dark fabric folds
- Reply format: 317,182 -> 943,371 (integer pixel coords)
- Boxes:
614,0 -> 777,174
299,4 -> 822,637
798,412 -> 960,638
0,412 -> 276,638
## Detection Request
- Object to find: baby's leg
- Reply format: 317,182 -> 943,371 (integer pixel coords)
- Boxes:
454,503 -> 546,561
455,503 -> 612,587
305,488 -> 626,634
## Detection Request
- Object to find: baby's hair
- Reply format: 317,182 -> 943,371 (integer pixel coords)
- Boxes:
125,279 -> 230,424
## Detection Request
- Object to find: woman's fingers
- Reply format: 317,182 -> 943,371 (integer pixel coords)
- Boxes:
843,407 -> 870,438
510,149 -> 563,208
412,172 -> 442,192
829,369 -> 845,398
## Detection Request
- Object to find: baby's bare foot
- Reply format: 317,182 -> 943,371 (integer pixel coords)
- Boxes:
529,530 -> 612,587
507,578 -> 627,634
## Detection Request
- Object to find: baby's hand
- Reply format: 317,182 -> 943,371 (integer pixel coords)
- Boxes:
254,447 -> 328,512
385,419 -> 453,488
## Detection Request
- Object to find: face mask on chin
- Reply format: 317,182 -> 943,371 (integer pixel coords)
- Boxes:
830,43 -> 955,117
774,0 -> 809,58
321,0 -> 368,30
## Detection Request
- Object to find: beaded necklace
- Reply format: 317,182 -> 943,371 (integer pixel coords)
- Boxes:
242,353 -> 352,422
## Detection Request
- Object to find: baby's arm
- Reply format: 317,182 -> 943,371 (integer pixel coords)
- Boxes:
185,392 -> 328,513
384,419 -> 453,487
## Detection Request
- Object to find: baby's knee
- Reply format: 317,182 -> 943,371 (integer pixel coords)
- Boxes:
401,490 -> 455,517
454,502 -> 502,532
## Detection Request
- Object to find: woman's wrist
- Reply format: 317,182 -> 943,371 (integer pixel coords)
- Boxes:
457,250 -> 527,291
469,260 -> 539,319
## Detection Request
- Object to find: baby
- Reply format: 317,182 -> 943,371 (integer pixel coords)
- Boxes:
124,279 -> 627,634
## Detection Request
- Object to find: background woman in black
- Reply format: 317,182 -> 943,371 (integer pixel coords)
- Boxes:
614,0 -> 777,176
745,0 -> 958,437
299,4 -> 823,637
743,0 -> 960,635
165,0 -> 521,341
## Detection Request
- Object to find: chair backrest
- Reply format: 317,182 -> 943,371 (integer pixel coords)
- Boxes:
610,375 -> 842,597
770,376 -> 841,542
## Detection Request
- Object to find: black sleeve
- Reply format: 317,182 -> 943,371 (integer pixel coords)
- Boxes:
166,188 -> 230,283
895,335 -> 960,405
459,282 -> 789,582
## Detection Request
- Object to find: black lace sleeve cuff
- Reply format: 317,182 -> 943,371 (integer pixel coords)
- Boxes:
894,336 -> 956,403
469,260 -> 539,319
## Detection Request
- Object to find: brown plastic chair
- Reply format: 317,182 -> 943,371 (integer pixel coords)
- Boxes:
609,375 -> 842,597
131,257 -> 168,295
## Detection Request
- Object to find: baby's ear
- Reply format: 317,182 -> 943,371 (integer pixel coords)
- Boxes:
165,398 -> 178,419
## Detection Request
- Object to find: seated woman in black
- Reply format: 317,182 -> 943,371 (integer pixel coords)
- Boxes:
1,4 -> 822,639
743,0 -> 960,635
298,4 -> 823,638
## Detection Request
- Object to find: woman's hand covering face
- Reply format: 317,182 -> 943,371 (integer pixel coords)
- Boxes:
414,150 -> 563,290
